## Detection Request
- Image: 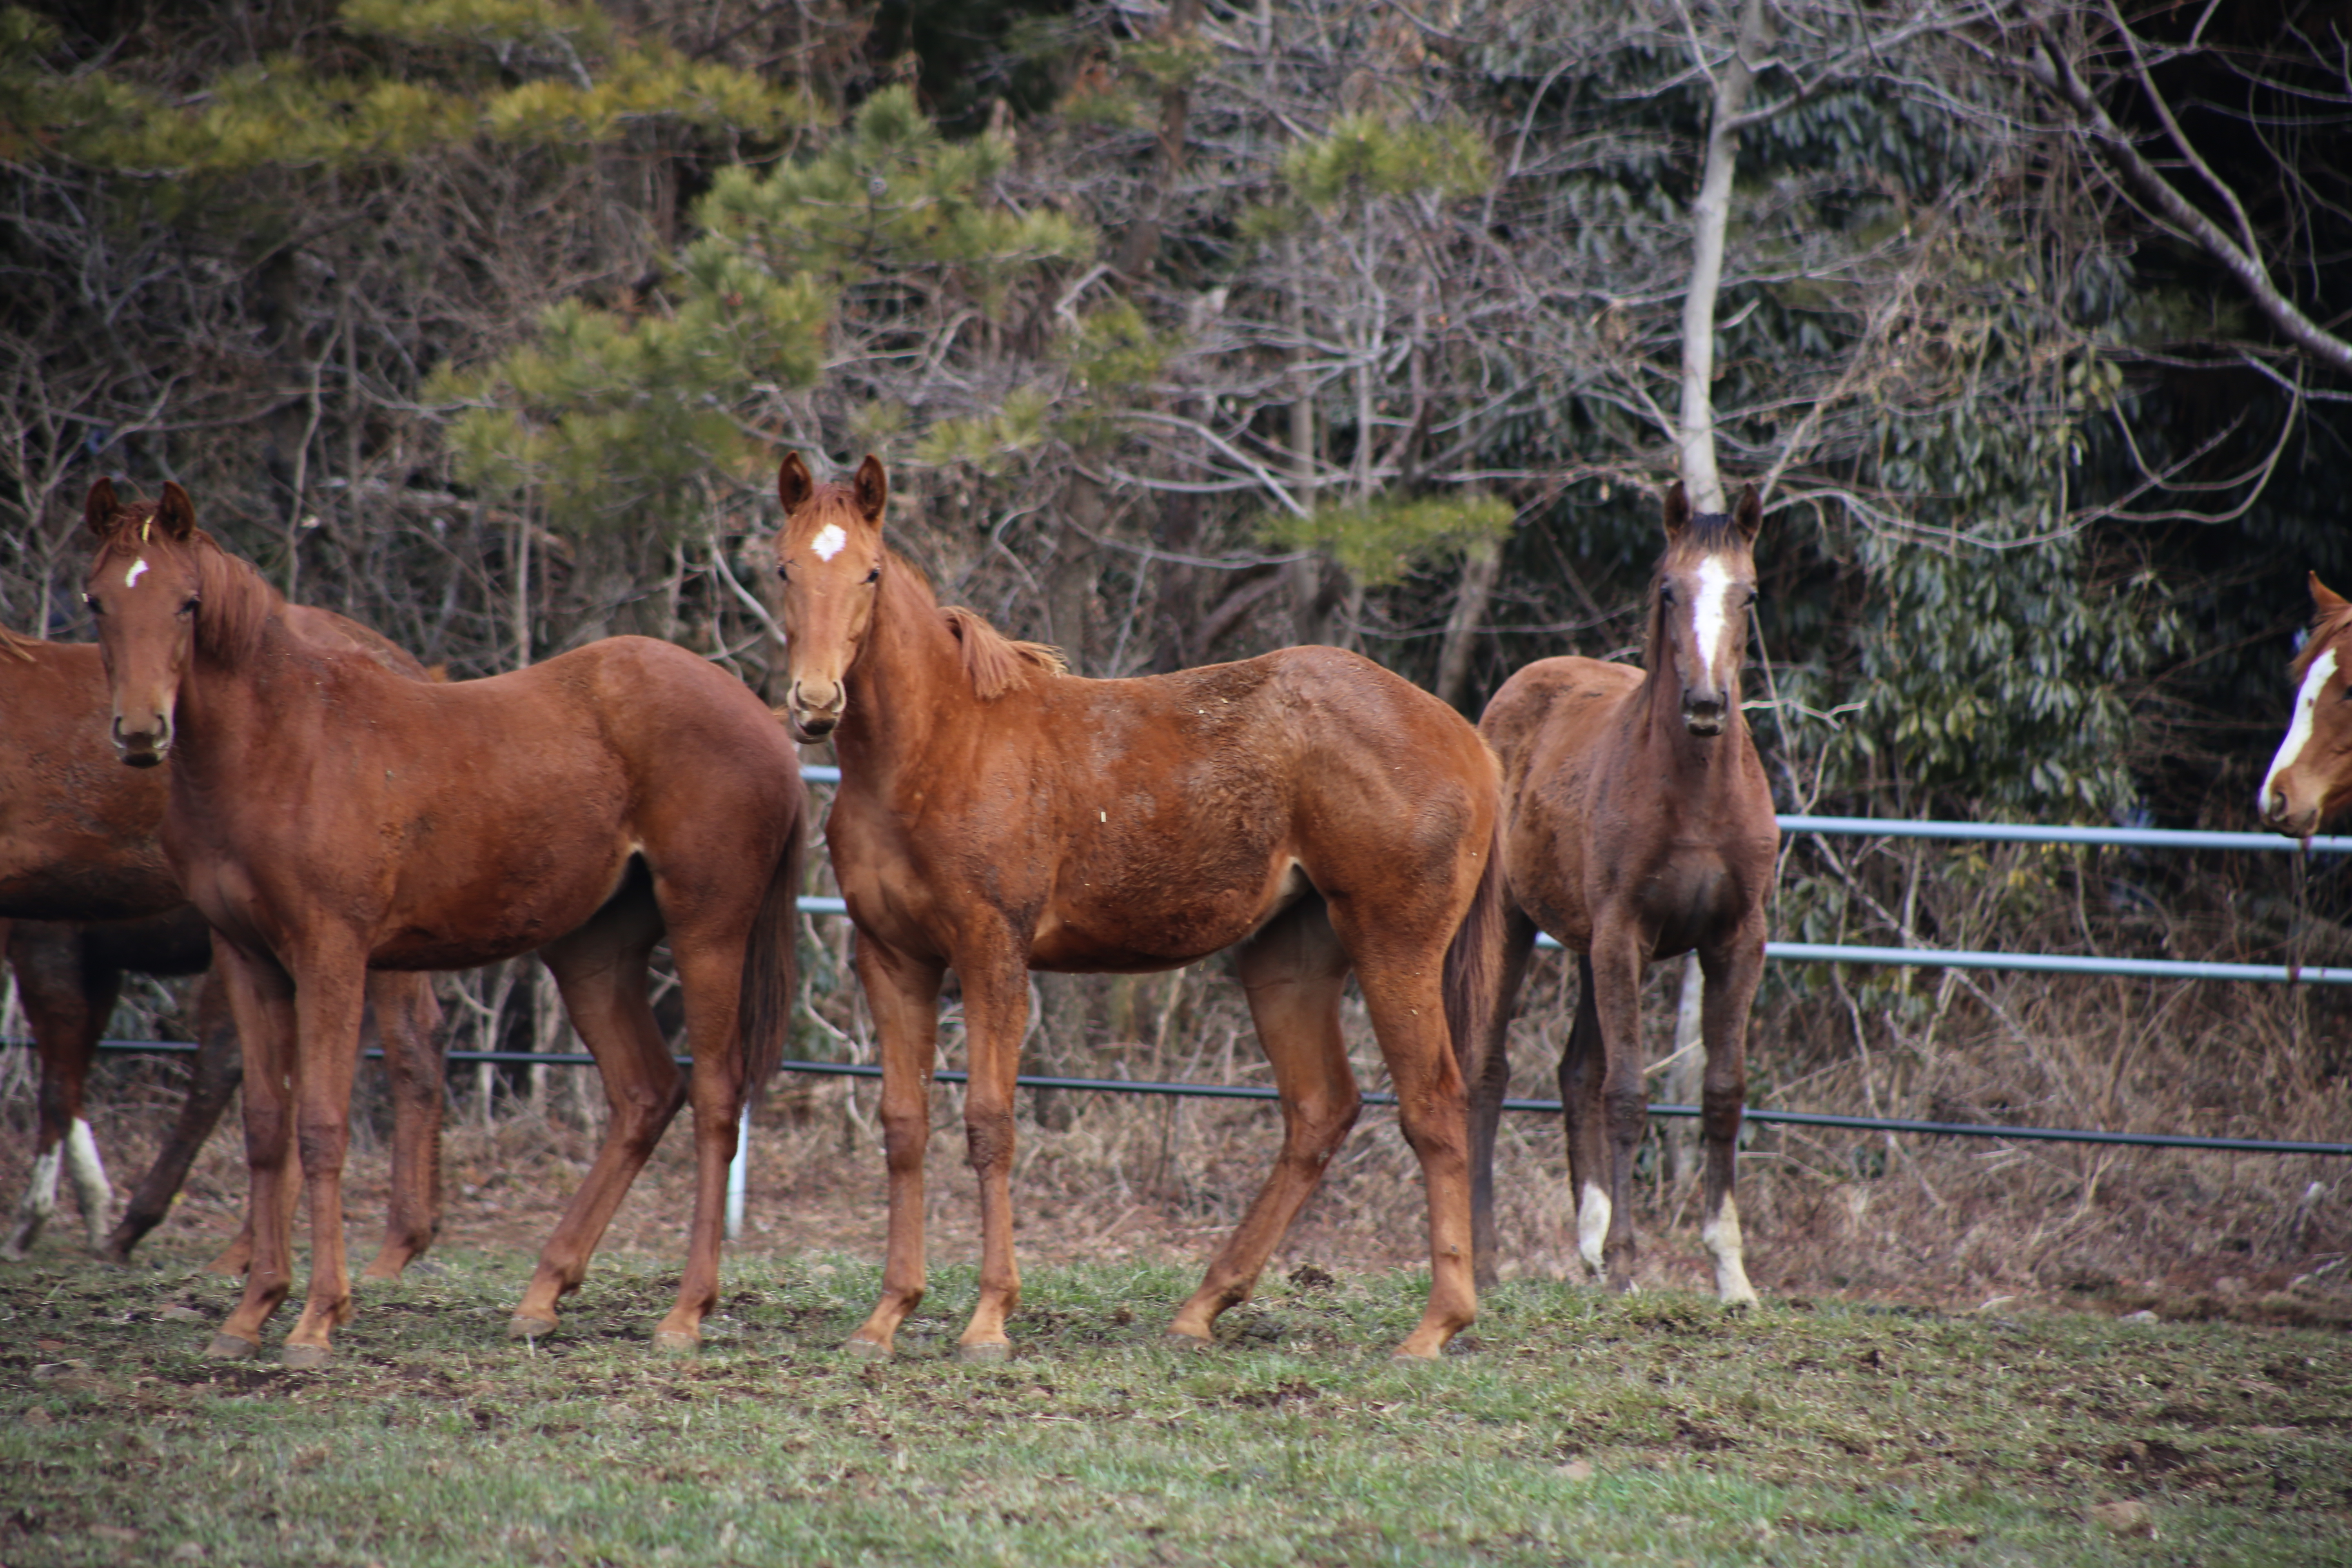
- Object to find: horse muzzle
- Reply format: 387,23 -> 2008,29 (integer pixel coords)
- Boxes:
2259,782 -> 2320,841
111,713 -> 171,768
785,678 -> 845,743
1681,697 -> 1726,737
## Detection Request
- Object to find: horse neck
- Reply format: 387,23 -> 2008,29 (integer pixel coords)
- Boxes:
833,554 -> 971,775
170,569 -> 319,776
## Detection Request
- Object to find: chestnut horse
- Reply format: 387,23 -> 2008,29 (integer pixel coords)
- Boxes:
767,454 -> 1503,1361
2259,574 -> 2352,837
0,607 -> 444,1271
85,481 -> 804,1365
1448,483 -> 1777,1302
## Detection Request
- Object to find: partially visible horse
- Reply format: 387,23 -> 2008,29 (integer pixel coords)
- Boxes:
766,453 -> 1503,1361
2259,574 -> 2352,837
0,608 -> 443,1271
85,479 -> 804,1366
1448,483 -> 1778,1302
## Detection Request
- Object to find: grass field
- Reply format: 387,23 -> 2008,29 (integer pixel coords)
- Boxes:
4,1243 -> 2348,1567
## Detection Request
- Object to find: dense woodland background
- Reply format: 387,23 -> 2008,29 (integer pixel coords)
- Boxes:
3,0 -> 2349,1297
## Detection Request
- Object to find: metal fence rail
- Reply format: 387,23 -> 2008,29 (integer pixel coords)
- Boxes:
51,1038 -> 2352,1157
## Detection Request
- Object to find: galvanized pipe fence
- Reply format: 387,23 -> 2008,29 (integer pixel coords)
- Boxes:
42,763 -> 2352,1169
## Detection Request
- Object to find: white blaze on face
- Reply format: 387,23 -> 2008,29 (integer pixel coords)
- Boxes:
1689,555 -> 1734,686
811,523 -> 848,562
125,557 -> 149,588
1576,1180 -> 1612,1277
2261,647 -> 2339,814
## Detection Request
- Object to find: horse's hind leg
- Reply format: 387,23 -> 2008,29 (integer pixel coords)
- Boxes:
1465,906 -> 1539,1290
2,925 -> 118,1259
108,966 -> 242,1265
843,940 -> 943,1359
510,895 -> 679,1342
1697,927 -> 1765,1307
1351,931 -> 1480,1359
1169,898 -> 1359,1349
361,972 -> 445,1280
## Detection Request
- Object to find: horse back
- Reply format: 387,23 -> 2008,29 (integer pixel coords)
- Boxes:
843,644 -> 1490,971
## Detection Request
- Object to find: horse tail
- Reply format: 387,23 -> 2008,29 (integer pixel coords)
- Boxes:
1443,813 -> 1510,1095
736,777 -> 808,1110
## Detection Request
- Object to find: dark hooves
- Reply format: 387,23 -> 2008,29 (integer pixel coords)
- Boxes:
955,1340 -> 1011,1365
281,1342 -> 332,1371
652,1329 -> 700,1355
203,1333 -> 259,1361
506,1315 -> 559,1342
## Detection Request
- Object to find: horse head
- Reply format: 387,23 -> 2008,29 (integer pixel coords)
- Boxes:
82,478 -> 205,768
767,452 -> 888,743
2259,574 -> 2352,838
1655,481 -> 1762,737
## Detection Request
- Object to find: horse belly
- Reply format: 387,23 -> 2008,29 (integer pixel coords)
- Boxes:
1028,855 -> 1305,972
373,833 -> 636,970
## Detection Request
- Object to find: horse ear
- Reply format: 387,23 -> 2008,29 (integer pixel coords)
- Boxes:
1733,483 -> 1763,543
777,453 -> 814,515
1661,481 -> 1690,540
2314,572 -> 2349,617
156,482 -> 198,540
84,478 -> 122,540
854,454 -> 887,528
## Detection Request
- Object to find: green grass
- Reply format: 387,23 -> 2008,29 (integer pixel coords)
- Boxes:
4,1248 -> 2347,1565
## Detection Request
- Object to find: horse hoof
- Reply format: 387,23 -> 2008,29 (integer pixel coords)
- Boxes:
838,1336 -> 891,1361
507,1315 -> 559,1341
1160,1330 -> 1212,1354
281,1343 -> 332,1371
203,1333 -> 259,1361
652,1330 -> 700,1355
955,1340 -> 1010,1365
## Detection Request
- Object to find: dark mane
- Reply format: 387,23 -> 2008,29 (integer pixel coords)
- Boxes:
0,621 -> 39,662
90,503 -> 282,666
2295,601 -> 2352,682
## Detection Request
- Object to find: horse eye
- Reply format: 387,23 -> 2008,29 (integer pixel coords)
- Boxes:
84,594 -> 101,614
1660,585 -> 1677,604
776,563 -> 791,583
863,567 -> 881,585
181,596 -> 199,613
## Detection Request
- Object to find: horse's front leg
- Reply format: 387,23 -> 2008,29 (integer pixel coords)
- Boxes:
279,947 -> 370,1369
1463,906 -> 1539,1290
206,943 -> 300,1359
843,941 -> 943,1359
1698,921 -> 1766,1307
1580,924 -> 1649,1290
951,946 -> 1031,1363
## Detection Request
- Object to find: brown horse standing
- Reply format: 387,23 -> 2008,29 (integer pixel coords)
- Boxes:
84,481 -> 804,1365
2258,575 -> 2352,836
767,454 -> 1501,1361
1448,483 -> 1777,1302
0,607 -> 444,1271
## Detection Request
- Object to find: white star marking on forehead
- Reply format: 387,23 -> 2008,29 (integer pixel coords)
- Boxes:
812,523 -> 848,562
2262,646 -> 2338,808
125,558 -> 149,588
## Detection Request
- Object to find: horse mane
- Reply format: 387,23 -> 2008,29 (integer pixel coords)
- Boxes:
938,603 -> 1067,698
0,621 -> 39,662
2295,600 -> 2352,682
90,503 -> 282,666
